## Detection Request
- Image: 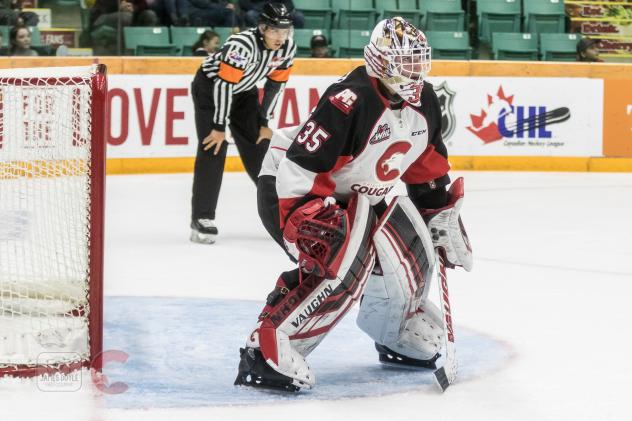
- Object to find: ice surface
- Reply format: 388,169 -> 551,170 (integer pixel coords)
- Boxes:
1,171 -> 631,421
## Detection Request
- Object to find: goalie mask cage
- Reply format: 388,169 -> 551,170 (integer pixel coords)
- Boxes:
0,65 -> 106,377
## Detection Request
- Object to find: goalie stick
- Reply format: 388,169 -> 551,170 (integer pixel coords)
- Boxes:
433,249 -> 457,392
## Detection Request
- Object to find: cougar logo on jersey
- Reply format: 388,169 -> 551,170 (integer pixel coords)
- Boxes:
369,124 -> 391,144
376,142 -> 412,182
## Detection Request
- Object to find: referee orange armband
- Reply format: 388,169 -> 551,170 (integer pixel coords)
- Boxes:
218,62 -> 245,83
268,67 -> 292,83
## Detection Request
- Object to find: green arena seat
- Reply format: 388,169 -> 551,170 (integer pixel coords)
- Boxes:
331,28 -> 371,57
540,33 -> 581,61
293,28 -> 330,57
170,27 -> 212,56
422,0 -> 465,32
379,0 -> 423,27
492,32 -> 539,61
426,30 -> 472,59
524,0 -> 566,35
123,27 -> 174,56
332,0 -> 378,30
478,0 -> 522,43
294,0 -> 333,30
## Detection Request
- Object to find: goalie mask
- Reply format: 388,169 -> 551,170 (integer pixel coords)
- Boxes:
364,17 -> 431,107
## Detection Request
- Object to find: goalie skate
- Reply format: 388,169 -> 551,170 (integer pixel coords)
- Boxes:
234,347 -> 303,392
190,219 -> 218,244
375,343 -> 439,370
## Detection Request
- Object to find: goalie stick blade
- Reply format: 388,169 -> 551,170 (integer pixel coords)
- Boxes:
433,367 -> 451,392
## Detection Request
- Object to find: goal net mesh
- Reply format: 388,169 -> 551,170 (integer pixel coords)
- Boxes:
0,66 -> 99,373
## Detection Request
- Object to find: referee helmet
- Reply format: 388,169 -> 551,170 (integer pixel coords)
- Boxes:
259,3 -> 293,29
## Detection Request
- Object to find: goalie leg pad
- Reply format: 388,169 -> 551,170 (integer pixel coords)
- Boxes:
244,194 -> 377,389
357,196 -> 442,361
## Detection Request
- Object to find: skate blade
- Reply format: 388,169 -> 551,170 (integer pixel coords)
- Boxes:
234,374 -> 302,393
378,360 -> 436,371
190,230 -> 216,244
378,353 -> 438,370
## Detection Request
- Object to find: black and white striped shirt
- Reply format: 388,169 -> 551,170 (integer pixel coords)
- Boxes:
200,27 -> 297,131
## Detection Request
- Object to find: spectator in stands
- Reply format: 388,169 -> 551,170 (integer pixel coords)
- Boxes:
0,0 -> 38,26
576,38 -> 603,62
239,0 -> 304,28
192,29 -> 220,55
9,24 -> 37,56
187,0 -> 240,29
151,0 -> 189,26
90,0 -> 158,55
90,0 -> 158,30
310,34 -> 329,58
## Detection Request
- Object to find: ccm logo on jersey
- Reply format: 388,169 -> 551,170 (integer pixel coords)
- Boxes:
411,129 -> 427,136
296,120 -> 331,153
329,88 -> 357,115
376,142 -> 412,182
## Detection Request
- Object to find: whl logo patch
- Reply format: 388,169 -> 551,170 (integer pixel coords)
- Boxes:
369,124 -> 391,144
467,86 -> 571,144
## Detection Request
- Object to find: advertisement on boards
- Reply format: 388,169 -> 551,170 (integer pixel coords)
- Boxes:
603,78 -> 632,156
427,76 -> 604,157
106,74 -> 604,159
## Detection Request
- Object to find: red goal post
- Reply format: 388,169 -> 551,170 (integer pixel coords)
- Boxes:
0,64 -> 107,377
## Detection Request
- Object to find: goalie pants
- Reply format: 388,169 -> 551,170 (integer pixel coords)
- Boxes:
190,70 -> 270,221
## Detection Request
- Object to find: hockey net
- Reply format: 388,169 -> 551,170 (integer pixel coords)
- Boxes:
0,65 -> 106,377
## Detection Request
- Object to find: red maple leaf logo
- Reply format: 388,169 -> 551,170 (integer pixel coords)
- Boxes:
467,86 -> 514,143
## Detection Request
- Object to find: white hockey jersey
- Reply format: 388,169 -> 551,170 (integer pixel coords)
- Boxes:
265,66 -> 451,225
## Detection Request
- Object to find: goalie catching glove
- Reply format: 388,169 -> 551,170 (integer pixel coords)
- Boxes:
283,197 -> 350,279
421,177 -> 473,271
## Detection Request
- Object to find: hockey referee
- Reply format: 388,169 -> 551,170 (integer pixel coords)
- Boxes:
189,3 -> 296,244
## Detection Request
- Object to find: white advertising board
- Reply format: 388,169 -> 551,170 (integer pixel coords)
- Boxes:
106,74 -> 603,158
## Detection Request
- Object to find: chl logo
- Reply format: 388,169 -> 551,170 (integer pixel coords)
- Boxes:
467,85 -> 570,144
267,56 -> 287,68
376,142 -> 411,182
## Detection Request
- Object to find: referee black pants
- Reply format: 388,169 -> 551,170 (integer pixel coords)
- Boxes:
190,72 -> 271,221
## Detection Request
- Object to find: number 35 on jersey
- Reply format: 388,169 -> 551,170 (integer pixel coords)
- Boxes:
296,121 -> 331,153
